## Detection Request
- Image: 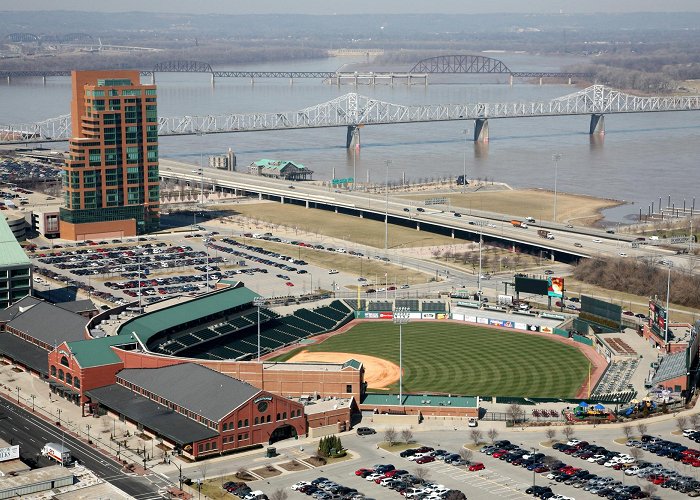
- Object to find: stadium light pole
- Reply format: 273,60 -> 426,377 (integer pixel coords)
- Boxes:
552,153 -> 561,223
253,296 -> 266,361
393,307 -> 410,405
665,262 -> 672,344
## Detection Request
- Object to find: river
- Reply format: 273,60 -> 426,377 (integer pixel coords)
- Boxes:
1,53 -> 699,225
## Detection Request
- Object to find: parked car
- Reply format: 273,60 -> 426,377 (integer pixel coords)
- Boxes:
469,462 -> 485,471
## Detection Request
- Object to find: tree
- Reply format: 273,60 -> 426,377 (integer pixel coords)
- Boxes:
459,448 -> 473,463
400,428 -> 414,444
545,428 -> 557,443
413,466 -> 430,484
487,428 -> 499,444
629,447 -> 643,462
506,403 -> 525,425
636,423 -> 648,437
676,416 -> 688,433
470,429 -> 483,447
690,413 -> 700,429
622,425 -> 633,440
269,490 -> 288,500
444,491 -> 466,500
384,428 -> 398,446
562,424 -> 575,441
642,482 -> 658,498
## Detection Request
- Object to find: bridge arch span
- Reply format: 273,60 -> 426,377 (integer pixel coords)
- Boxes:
410,54 -> 511,74
152,60 -> 213,73
7,33 -> 39,43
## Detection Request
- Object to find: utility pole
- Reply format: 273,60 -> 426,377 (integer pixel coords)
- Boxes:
385,159 -> 392,252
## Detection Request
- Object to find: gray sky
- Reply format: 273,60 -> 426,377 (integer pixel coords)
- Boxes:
4,0 -> 700,14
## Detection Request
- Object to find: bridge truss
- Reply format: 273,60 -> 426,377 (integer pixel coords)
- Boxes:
2,85 -> 699,144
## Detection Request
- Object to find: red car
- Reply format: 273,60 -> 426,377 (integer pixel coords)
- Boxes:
492,450 -> 508,458
285,282 -> 294,287
415,456 -> 435,464
354,468 -> 372,476
469,462 -> 485,471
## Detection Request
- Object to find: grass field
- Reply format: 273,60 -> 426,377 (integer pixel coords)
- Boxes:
275,322 -> 590,398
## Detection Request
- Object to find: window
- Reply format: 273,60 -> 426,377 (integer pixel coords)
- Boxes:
346,384 -> 353,393
146,104 -> 157,122
254,417 -> 259,425
205,442 -> 210,451
276,413 -> 280,421
74,377 -> 80,388
148,185 -> 159,202
50,365 -> 56,376
282,412 -> 287,420
244,419 -> 249,427
145,89 -> 156,95
212,441 -> 218,450
58,369 -> 64,381
266,415 -> 271,423
105,168 -> 119,185
60,356 -> 70,367
66,373 -> 73,385
147,148 -> 158,164
237,420 -> 242,428
126,147 -> 139,164
108,99 -> 121,111
198,443 -> 203,453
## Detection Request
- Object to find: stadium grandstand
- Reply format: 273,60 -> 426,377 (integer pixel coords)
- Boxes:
132,286 -> 353,360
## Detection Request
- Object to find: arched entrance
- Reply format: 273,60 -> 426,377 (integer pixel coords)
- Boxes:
269,424 -> 297,445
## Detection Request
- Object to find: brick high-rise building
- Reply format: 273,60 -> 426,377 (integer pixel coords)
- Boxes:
60,70 -> 159,240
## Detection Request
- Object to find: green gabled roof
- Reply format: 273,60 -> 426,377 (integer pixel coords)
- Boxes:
117,285 -> 260,344
67,335 -> 136,368
343,359 -> 362,370
253,159 -> 307,170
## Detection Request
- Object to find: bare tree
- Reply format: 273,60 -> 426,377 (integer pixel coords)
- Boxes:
629,447 -> 643,463
506,403 -> 525,425
545,428 -> 557,443
400,428 -> 414,444
269,490 -> 288,500
235,467 -> 248,479
487,428 -> 499,444
384,427 -> 398,446
562,424 -> 575,441
689,413 -> 700,429
642,482 -> 658,498
444,491 -> 466,500
413,466 -> 430,484
459,448 -> 473,463
636,423 -> 648,437
676,416 -> 688,433
470,429 -> 483,447
622,425 -> 633,440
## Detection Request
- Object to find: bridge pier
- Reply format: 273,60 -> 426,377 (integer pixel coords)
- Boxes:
416,222 -> 420,231
568,77 -> 572,85
539,77 -> 543,86
305,200 -> 309,208
6,76 -> 9,85
509,74 -> 513,86
451,229 -> 455,239
346,126 -> 361,150
280,196 -> 285,204
258,193 -> 262,201
474,118 -> 489,143
151,73 -> 155,85
590,113 -> 605,135
42,76 -> 46,86
211,74 -> 215,87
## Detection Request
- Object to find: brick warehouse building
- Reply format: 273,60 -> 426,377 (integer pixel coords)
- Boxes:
86,363 -> 306,459
60,70 -> 160,240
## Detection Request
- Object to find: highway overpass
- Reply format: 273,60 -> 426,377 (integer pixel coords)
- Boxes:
159,159 -> 679,265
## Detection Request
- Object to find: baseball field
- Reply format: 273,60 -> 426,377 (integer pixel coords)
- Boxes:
275,322 -> 590,398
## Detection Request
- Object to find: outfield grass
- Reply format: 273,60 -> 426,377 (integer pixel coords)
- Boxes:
282,323 -> 589,398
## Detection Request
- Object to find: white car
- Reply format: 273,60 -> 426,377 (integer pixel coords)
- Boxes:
291,481 -> 311,491
366,472 -> 384,481
566,439 -> 581,446
683,429 -> 698,437
625,466 -> 640,476
588,454 -> 606,462
328,269 -> 339,274
592,238 -> 602,243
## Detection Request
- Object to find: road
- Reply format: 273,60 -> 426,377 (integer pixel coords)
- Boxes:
159,159 -> 692,268
0,395 -> 169,499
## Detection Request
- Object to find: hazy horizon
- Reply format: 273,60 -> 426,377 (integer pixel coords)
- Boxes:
3,0 -> 700,15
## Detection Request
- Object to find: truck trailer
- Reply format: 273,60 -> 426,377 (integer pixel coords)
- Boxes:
510,220 -> 528,228
41,442 -> 72,465
537,229 -> 555,240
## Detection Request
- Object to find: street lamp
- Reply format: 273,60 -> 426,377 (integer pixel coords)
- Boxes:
253,296 -> 266,361
665,262 -> 673,344
384,159 -> 392,252
552,153 -> 561,223
531,446 -> 537,487
30,394 -> 35,412
393,307 -> 410,405
15,386 -> 20,404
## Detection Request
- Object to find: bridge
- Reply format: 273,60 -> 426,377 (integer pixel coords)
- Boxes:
157,159 -> 684,268
0,54 -> 589,85
2,85 -> 699,146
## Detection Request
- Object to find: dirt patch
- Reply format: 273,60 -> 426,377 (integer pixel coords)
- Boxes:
306,456 -> 327,467
278,460 -> 311,471
251,465 -> 282,478
400,189 -> 623,227
286,350 -> 400,390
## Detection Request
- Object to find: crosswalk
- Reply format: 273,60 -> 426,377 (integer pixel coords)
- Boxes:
422,460 -> 531,499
